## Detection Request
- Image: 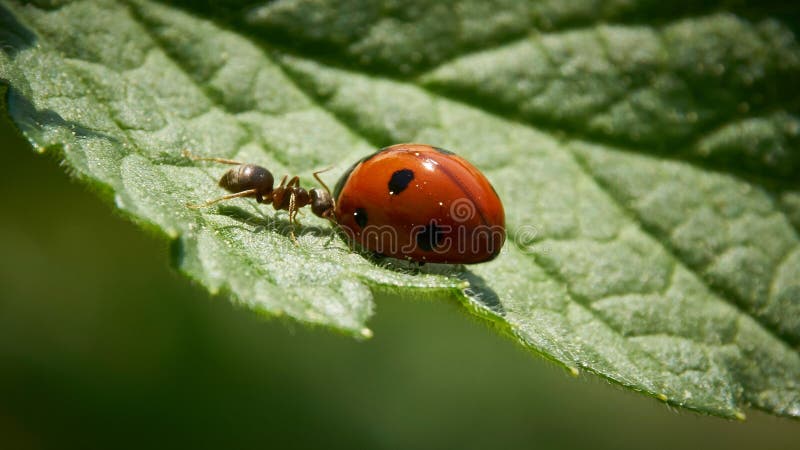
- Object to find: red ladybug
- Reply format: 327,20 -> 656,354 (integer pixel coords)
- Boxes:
184,144 -> 505,264
334,144 -> 505,263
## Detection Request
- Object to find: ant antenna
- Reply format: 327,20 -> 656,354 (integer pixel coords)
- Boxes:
313,167 -> 338,222
186,189 -> 258,209
312,167 -> 333,193
182,149 -> 243,166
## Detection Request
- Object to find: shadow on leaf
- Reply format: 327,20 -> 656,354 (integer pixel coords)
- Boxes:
5,88 -> 118,143
0,4 -> 36,57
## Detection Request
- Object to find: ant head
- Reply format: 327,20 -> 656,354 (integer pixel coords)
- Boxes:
309,188 -> 335,219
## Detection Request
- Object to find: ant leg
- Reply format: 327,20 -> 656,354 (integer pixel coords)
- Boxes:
186,189 -> 257,209
182,149 -> 243,166
288,192 -> 300,224
288,191 -> 298,244
286,176 -> 300,188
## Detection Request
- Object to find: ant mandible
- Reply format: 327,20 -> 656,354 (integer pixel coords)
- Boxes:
182,150 -> 336,242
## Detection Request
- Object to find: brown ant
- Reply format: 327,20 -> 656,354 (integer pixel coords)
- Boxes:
183,150 -> 335,242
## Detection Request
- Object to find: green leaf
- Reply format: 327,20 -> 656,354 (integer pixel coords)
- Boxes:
1,0 -> 799,420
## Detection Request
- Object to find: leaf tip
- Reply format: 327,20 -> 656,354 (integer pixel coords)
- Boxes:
567,366 -> 580,377
734,411 -> 747,421
656,393 -> 668,402
360,327 -> 374,339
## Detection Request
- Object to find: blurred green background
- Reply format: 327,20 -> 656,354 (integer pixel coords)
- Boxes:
1,114 -> 798,449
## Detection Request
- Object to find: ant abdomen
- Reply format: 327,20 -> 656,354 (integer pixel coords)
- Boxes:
219,164 -> 274,202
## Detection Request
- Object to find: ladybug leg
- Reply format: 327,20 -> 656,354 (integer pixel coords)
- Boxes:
186,189 -> 258,209
182,149 -> 243,166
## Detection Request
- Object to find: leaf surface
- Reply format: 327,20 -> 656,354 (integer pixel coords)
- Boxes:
1,0 -> 798,419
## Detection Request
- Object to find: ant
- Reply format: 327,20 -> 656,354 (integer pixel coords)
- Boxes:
182,150 -> 336,242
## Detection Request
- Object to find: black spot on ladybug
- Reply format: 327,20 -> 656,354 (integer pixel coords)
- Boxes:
388,169 -> 414,195
354,207 -> 368,228
433,146 -> 455,155
416,221 -> 444,252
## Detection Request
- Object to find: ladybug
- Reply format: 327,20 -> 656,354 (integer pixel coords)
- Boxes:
334,144 -> 505,264
184,143 -> 505,264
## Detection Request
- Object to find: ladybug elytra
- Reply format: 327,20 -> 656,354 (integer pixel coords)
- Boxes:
334,144 -> 505,263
